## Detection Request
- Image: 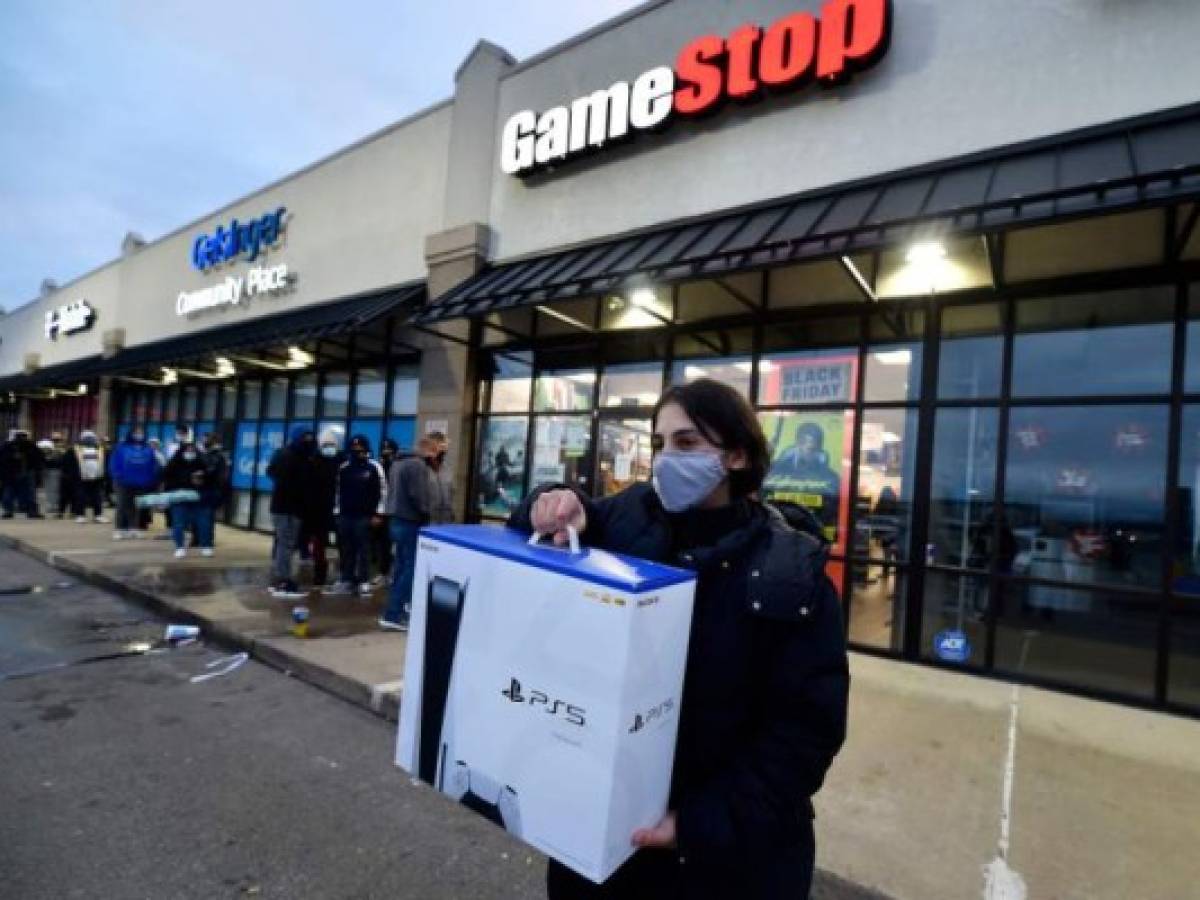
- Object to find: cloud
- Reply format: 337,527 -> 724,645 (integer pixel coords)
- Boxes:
0,0 -> 643,309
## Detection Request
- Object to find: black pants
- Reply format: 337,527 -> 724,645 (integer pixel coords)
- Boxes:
371,516 -> 392,578
73,480 -> 103,517
546,833 -> 814,900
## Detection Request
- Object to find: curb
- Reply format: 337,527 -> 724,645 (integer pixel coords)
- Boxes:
0,533 -> 401,723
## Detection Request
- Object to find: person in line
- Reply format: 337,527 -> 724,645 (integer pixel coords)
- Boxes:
370,437 -> 402,584
162,437 -> 216,558
266,426 -> 315,598
327,435 -> 387,598
109,427 -> 162,539
0,429 -> 45,518
37,439 -> 63,518
379,436 -> 437,631
50,433 -> 73,518
199,433 -> 229,547
63,430 -> 108,524
299,428 -> 342,589
426,431 -> 455,525
512,379 -> 849,900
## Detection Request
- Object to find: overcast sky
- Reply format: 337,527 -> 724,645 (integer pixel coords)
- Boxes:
0,0 -> 642,311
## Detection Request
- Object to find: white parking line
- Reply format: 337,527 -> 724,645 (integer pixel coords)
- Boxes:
983,633 -> 1032,900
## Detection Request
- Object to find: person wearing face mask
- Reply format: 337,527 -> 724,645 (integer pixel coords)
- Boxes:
511,379 -> 849,900
300,429 -> 343,588
327,435 -> 387,598
266,426 -> 317,598
163,439 -> 215,558
109,427 -> 161,539
379,436 -> 437,631
199,433 -> 229,544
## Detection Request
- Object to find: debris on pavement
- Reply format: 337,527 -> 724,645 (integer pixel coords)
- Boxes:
190,652 -> 248,684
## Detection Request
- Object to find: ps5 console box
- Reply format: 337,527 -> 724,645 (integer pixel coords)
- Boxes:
396,524 -> 696,884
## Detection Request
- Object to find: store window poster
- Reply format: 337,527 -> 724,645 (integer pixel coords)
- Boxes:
760,409 -> 854,557
759,354 -> 857,406
477,418 -> 528,518
232,423 -> 259,490
256,422 -> 286,490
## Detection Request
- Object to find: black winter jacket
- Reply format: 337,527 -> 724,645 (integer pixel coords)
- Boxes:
510,483 -> 849,900
267,444 -> 312,517
163,450 -> 212,497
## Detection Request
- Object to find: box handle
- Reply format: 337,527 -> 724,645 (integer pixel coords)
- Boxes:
527,525 -> 581,555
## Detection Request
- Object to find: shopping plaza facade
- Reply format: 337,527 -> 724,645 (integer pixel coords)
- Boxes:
4,0 -> 1200,712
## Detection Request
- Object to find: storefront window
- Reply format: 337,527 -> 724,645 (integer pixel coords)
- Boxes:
181,386 -> 199,421
1003,405 -> 1168,589
147,390 -> 163,422
120,392 -> 133,422
920,571 -> 989,667
928,408 -> 1000,570
322,373 -> 350,418
265,377 -> 288,419
200,385 -> 218,420
1171,405 -> 1200,594
241,381 -> 262,421
293,374 -> 318,419
1183,289 -> 1200,394
758,348 -> 858,406
1170,611 -> 1200,708
487,353 -> 533,413
848,567 -> 905,652
855,408 -> 918,562
476,417 -> 528,519
600,363 -> 661,409
670,357 -> 751,397
598,419 -> 652,498
1011,288 -> 1174,397
939,303 -> 1004,400
863,344 -> 922,403
391,368 -> 419,416
531,416 -> 593,491
534,369 -> 595,412
354,369 -> 386,417
232,491 -> 252,528
220,382 -> 237,420
993,582 -> 1158,699
760,410 -> 855,554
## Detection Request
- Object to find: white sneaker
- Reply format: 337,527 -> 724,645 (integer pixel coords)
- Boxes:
75,516 -> 87,524
173,548 -> 186,559
112,531 -> 125,541
358,583 -> 374,598
200,548 -> 214,558
93,515 -> 108,524
323,581 -> 354,596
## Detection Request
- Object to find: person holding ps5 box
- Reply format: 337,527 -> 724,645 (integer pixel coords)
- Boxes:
512,378 -> 849,900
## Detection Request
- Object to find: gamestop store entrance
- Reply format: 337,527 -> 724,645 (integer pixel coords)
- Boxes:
424,107 -> 1200,714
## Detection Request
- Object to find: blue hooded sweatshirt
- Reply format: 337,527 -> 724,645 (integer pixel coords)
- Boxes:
110,432 -> 162,489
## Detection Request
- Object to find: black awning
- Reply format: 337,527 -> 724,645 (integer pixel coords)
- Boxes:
0,283 -> 424,391
416,102 -> 1200,324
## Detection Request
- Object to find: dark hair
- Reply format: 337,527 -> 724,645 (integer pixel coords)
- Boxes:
652,379 -> 771,499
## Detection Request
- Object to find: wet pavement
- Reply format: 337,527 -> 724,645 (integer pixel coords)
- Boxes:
0,547 -> 882,900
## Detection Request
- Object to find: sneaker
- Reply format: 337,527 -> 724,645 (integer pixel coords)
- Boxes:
378,617 -> 408,633
75,516 -> 87,524
112,531 -> 125,541
200,548 -> 214,558
173,548 -> 187,559
93,515 -> 108,524
358,583 -> 375,598
369,574 -> 386,588
273,581 -> 307,600
323,581 -> 354,596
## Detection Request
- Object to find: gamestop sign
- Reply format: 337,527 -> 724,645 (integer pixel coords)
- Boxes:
501,0 -> 891,177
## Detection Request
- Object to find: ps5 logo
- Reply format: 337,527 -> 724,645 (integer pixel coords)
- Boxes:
628,697 -> 676,734
501,677 -> 586,727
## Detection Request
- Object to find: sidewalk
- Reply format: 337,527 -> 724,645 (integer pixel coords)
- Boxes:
2,516 -> 1198,900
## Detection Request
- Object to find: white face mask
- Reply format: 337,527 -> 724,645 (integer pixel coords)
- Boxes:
182,452 -> 197,462
651,451 -> 727,512
320,446 -> 337,458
